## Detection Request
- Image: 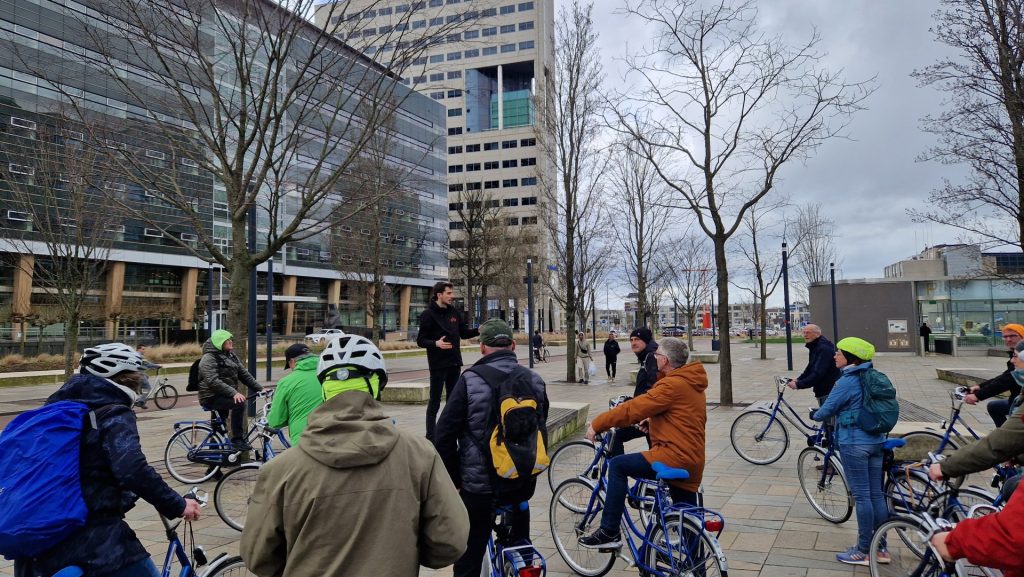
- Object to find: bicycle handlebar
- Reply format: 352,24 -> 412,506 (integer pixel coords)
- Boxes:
952,386 -> 969,402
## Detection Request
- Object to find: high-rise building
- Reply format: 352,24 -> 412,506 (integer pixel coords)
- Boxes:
314,0 -> 559,330
0,0 -> 448,345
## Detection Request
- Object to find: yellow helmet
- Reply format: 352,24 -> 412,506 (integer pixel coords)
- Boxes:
836,337 -> 875,361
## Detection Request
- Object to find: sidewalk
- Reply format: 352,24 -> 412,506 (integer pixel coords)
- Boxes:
0,343 -> 1006,577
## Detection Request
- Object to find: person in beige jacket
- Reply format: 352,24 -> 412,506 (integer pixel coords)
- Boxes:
240,335 -> 469,577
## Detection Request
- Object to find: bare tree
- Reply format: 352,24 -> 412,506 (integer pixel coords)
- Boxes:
789,203 -> 836,301
664,234 -> 714,351
610,0 -> 873,403
0,123 -> 123,377
608,139 -> 674,330
731,202 -> 787,359
16,0 -> 471,358
538,0 -> 608,382
911,0 -> 1024,252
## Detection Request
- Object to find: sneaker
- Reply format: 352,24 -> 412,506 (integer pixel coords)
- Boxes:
578,528 -> 622,550
875,549 -> 891,564
836,546 -> 869,566
232,440 -> 254,452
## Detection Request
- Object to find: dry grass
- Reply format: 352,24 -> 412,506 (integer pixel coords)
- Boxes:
0,352 -> 67,373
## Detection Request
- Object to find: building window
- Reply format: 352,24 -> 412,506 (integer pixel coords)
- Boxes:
483,46 -> 498,56
502,159 -> 518,168
379,7 -> 392,15
413,20 -> 427,29
449,185 -> 463,194
482,8 -> 497,16
397,4 -> 410,12
430,0 -> 443,6
450,221 -> 464,229
501,43 -> 516,53
379,25 -> 393,33
520,157 -> 537,166
430,16 -> 443,25
430,91 -> 445,99
465,30 -> 479,39
447,71 -> 462,79
519,40 -> 535,50
502,140 -> 518,149
430,54 -> 444,63
484,141 -> 499,151
466,182 -> 482,190
518,1 -> 534,10
449,202 -> 464,210
429,72 -> 444,81
521,196 -> 537,205
521,216 -> 538,225
448,89 -> 463,97
447,33 -> 462,42
503,198 -> 519,206
446,14 -> 460,23
520,138 -> 536,146
447,51 -> 462,61
521,176 -> 537,186
519,21 -> 534,30
466,144 -> 481,152
363,9 -> 376,18
500,4 -> 515,14
506,217 -> 520,226
464,48 -> 479,58
484,161 -> 499,170
449,164 -> 464,173
484,180 -> 500,189
466,162 -> 481,171
414,75 -> 427,83
448,145 -> 463,154
502,179 -> 519,187
448,127 -> 463,135
500,24 -> 515,33
485,200 -> 500,208
482,27 -> 497,37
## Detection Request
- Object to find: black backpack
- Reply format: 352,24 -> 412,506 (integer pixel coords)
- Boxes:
186,358 -> 202,392
468,364 -> 549,482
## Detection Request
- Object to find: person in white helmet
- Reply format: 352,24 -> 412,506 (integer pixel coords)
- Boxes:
12,343 -> 201,577
241,335 -> 469,577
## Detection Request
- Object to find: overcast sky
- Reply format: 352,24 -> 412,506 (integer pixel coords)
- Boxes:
587,1 -> 969,286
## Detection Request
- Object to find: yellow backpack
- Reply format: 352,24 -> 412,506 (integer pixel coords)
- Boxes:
470,365 -> 550,480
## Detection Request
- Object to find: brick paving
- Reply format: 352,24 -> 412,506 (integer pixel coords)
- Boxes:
0,342 -> 1007,577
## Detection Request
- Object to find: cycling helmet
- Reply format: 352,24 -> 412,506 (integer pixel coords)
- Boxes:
836,337 -> 875,362
80,342 -> 149,378
317,334 -> 385,382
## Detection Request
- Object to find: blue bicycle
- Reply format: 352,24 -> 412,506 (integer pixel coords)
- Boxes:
481,501 -> 546,577
868,506 -> 1000,577
548,430 -> 728,577
730,376 -> 823,465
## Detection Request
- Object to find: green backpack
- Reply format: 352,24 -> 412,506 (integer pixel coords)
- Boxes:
856,368 -> 900,434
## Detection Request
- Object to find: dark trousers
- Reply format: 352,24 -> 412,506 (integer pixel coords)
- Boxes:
426,365 -> 461,441
987,399 -> 1011,428
203,395 -> 245,441
605,357 -> 617,378
600,453 -> 697,534
609,426 -> 648,458
453,480 -> 535,577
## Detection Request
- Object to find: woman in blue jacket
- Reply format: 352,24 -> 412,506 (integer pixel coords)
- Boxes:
811,337 -> 889,566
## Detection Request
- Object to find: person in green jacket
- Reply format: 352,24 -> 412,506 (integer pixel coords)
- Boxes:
267,343 -> 324,445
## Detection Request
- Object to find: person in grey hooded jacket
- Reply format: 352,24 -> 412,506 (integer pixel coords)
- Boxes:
198,329 -> 262,450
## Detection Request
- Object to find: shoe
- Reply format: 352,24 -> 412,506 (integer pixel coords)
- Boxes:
578,528 -> 622,550
836,546 -> 869,566
876,549 -> 891,564
232,440 -> 253,452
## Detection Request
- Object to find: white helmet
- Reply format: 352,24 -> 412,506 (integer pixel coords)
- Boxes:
317,334 -> 385,383
80,342 -> 148,378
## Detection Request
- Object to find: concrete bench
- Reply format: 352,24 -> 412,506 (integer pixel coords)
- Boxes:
381,381 -> 433,404
935,368 -> 1000,388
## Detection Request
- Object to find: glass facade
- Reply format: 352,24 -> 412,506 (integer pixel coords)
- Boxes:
917,279 -> 1024,347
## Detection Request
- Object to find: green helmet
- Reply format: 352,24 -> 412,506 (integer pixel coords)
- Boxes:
836,337 -> 875,361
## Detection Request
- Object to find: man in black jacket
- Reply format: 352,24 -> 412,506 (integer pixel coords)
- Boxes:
786,324 -> 840,406
963,323 -> 1024,428
417,281 -> 480,441
603,331 -> 621,381
434,318 -> 549,577
608,327 -> 658,457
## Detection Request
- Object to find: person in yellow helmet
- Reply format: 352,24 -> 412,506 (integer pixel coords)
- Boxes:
811,337 -> 891,566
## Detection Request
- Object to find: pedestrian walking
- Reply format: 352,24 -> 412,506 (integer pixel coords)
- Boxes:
575,331 -> 593,384
603,332 -> 620,381
920,322 -> 932,353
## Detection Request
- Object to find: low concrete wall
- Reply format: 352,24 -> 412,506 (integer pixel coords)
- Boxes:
547,402 -> 589,447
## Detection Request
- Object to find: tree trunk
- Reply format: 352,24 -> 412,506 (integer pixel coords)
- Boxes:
227,259 -> 253,364
760,301 -> 768,360
64,311 -> 80,380
714,237 -> 733,405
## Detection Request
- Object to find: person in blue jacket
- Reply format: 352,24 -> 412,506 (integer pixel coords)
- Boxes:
811,337 -> 890,567
14,343 -> 201,577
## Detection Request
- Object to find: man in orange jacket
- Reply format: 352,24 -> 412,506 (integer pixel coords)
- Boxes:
578,337 -> 707,549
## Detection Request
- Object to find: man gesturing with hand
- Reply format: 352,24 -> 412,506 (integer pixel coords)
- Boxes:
418,281 -> 479,441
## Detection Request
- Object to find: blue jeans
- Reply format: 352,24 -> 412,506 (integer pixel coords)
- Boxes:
599,453 -> 697,534
106,558 -> 160,577
840,442 -> 888,553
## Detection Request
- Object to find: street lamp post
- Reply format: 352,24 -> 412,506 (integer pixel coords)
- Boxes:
782,242 -> 792,370
527,259 -> 534,369
830,262 -> 838,343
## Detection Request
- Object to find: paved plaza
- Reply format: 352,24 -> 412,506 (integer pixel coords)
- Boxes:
0,340 -> 1008,577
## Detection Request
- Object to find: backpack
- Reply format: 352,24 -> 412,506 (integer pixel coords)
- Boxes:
856,368 -> 900,435
0,401 -> 108,558
186,358 -> 202,392
469,364 -> 550,481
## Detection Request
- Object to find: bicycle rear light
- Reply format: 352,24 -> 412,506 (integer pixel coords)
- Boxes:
704,518 -> 723,532
517,567 -> 543,577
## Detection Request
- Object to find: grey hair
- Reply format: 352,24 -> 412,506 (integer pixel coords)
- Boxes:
658,337 -> 690,368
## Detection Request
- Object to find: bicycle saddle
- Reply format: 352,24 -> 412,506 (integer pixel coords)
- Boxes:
651,461 -> 690,480
882,438 -> 907,451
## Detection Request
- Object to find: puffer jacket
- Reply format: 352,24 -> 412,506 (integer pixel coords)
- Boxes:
634,341 -> 659,397
434,349 -> 549,494
812,362 -> 887,446
16,374 -> 185,576
197,339 -> 261,406
240,390 -> 469,577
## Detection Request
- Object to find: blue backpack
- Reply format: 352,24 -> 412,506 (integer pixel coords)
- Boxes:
0,401 -> 103,558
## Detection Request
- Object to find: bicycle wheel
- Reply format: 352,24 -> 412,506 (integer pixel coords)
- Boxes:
898,430 -> 960,460
164,424 -> 223,484
925,486 -> 999,522
153,384 -> 179,410
884,467 -> 937,515
549,479 -> 616,577
643,513 -> 726,577
797,446 -> 852,523
548,440 -> 600,492
869,516 -> 935,577
205,556 -> 257,576
730,409 -> 789,465
214,463 -> 262,531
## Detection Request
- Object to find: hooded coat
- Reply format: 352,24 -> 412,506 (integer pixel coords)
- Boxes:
16,374 -> 185,576
266,355 -> 323,445
591,361 -> 708,493
197,339 -> 261,406
634,340 -> 659,398
240,390 -> 469,577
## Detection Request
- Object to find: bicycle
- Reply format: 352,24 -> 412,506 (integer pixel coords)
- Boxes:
795,416 -> 852,523
549,430 -> 728,577
868,506 -> 1001,577
730,376 -> 823,465
163,389 -> 289,485
134,366 -> 179,411
547,395 -> 631,493
480,501 -> 546,577
53,489 -> 254,577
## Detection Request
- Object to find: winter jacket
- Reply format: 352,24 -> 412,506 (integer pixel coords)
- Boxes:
634,341 -> 659,398
531,334 -> 543,349
946,486 -> 1024,577
576,339 -> 592,359
434,349 -> 549,495
940,401 -> 1024,478
240,390 -> 469,577
416,302 -> 479,370
812,362 -> 887,446
975,353 -> 1022,405
795,335 -> 841,398
17,374 -> 185,577
591,361 -> 708,493
197,339 -> 261,406
266,355 -> 323,445
603,339 -> 620,359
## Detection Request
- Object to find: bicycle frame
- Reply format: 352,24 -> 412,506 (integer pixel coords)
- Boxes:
484,504 -> 546,577
752,377 -> 821,442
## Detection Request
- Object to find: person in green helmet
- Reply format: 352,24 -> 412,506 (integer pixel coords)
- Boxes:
811,337 -> 891,566
267,343 -> 324,445
198,329 -> 263,451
